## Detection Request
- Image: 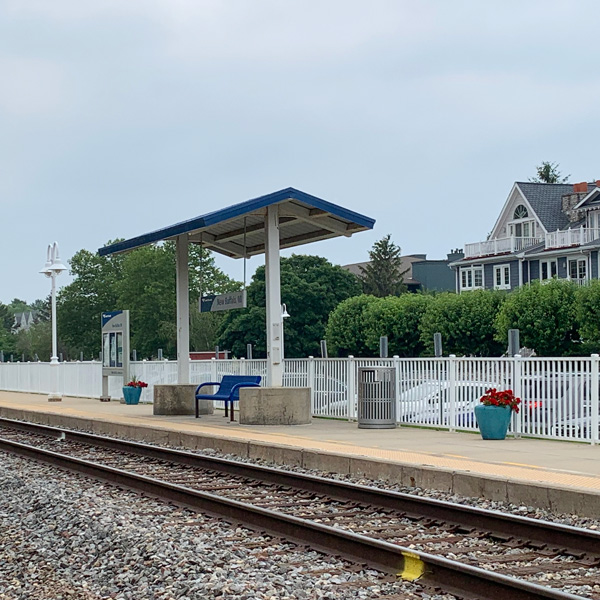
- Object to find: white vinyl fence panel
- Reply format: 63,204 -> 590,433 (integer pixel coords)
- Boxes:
1,355 -> 598,444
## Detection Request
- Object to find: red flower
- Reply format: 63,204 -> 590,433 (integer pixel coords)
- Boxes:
479,388 -> 520,413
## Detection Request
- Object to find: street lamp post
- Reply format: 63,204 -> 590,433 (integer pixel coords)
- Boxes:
281,303 -> 290,361
40,242 -> 67,401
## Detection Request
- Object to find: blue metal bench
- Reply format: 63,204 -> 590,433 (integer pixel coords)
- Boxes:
195,375 -> 262,421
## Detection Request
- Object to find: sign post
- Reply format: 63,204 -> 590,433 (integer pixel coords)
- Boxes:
100,310 -> 130,401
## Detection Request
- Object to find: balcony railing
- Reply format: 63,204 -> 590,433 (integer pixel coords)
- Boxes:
464,236 -> 541,259
545,227 -> 600,250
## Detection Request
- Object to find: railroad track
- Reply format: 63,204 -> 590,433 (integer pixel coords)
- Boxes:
0,417 -> 598,600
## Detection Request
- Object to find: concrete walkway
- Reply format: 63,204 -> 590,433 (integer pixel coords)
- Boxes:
0,391 -> 598,516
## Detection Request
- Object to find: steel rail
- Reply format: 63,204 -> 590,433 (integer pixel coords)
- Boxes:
1,417 -> 598,557
0,435 -> 585,600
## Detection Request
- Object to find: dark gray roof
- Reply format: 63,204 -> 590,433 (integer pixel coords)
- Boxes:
515,182 -> 573,232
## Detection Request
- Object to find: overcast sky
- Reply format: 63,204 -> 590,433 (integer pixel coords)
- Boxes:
3,0 -> 600,304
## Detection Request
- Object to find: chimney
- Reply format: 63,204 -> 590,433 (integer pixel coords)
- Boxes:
573,182 -> 588,193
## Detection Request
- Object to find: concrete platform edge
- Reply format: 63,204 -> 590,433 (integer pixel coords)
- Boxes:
1,406 -> 599,518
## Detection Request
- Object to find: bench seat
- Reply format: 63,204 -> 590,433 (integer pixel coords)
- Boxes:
195,375 -> 262,421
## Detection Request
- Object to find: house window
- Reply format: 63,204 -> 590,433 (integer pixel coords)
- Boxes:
513,205 -> 528,219
494,265 -> 510,289
460,265 -> 484,291
508,204 -> 538,241
568,258 -> 587,282
541,259 -> 558,280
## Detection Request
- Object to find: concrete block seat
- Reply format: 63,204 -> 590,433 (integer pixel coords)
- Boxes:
195,375 -> 261,421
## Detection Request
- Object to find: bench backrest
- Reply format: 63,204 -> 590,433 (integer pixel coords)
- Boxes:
219,375 -> 262,400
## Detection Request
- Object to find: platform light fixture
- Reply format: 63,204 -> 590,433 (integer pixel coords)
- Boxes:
40,242 -> 67,401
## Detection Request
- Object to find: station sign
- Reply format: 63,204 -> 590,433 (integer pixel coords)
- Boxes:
200,290 -> 247,313
101,310 -> 130,378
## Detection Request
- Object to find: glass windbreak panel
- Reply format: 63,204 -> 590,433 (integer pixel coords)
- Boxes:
103,334 -> 110,367
109,332 -> 117,367
116,332 -> 123,368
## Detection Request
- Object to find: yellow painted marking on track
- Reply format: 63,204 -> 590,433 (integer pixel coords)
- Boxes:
445,453 -> 469,458
399,551 -> 425,581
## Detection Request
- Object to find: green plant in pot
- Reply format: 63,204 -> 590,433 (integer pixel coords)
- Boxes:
123,376 -> 148,405
475,388 -> 521,440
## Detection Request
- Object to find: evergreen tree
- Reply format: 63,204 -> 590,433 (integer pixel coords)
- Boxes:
358,235 -> 408,297
529,161 -> 570,184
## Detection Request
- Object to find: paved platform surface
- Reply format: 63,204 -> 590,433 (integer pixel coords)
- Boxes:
1,391 -> 599,516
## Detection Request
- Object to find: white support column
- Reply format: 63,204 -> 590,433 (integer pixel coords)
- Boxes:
176,234 -> 190,385
265,205 -> 283,387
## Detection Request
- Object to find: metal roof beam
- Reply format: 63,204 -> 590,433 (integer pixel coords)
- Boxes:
280,202 -> 354,237
244,227 -> 341,256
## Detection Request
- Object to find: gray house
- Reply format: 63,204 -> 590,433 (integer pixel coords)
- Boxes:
450,181 -> 600,292
344,250 -> 461,292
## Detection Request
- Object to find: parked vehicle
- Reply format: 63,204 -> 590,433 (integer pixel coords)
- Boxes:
400,381 -> 499,429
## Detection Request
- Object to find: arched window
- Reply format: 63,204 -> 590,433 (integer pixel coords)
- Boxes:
513,205 -> 528,219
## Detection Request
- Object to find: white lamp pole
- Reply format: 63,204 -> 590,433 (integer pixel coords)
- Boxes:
281,303 -> 290,362
40,242 -> 67,401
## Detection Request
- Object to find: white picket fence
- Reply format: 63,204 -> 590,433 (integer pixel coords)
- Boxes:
0,356 -> 598,444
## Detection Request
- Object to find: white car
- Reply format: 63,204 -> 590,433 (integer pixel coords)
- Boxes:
400,381 -> 500,428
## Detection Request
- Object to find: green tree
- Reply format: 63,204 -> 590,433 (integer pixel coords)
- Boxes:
57,245 -> 125,359
8,298 -> 29,315
325,295 -> 379,357
30,297 -> 51,323
0,302 -> 16,357
57,241 -> 239,360
363,294 -> 433,357
15,321 -> 54,362
420,290 -> 505,356
573,280 -> 600,353
0,302 -> 13,331
219,255 -> 361,358
529,161 -> 570,184
358,235 -> 408,297
494,280 -> 578,356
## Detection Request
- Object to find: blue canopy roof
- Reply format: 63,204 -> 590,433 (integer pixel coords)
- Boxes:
99,187 -> 375,258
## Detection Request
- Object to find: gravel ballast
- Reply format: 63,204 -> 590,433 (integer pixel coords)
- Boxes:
0,452 -> 459,600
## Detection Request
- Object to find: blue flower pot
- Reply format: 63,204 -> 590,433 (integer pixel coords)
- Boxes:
123,386 -> 142,405
474,404 -> 511,440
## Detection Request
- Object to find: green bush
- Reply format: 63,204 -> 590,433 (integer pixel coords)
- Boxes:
494,279 -> 578,356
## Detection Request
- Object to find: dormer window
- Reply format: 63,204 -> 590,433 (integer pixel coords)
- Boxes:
509,204 -> 536,239
513,205 -> 528,219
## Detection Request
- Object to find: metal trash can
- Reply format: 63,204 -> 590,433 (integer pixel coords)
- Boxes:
357,367 -> 396,429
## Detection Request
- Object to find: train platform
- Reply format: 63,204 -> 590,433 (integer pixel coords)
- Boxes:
0,390 -> 599,517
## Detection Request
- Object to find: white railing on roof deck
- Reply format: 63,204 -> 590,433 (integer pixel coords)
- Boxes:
545,227 -> 600,250
1,356 -> 598,445
464,236 -> 541,258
